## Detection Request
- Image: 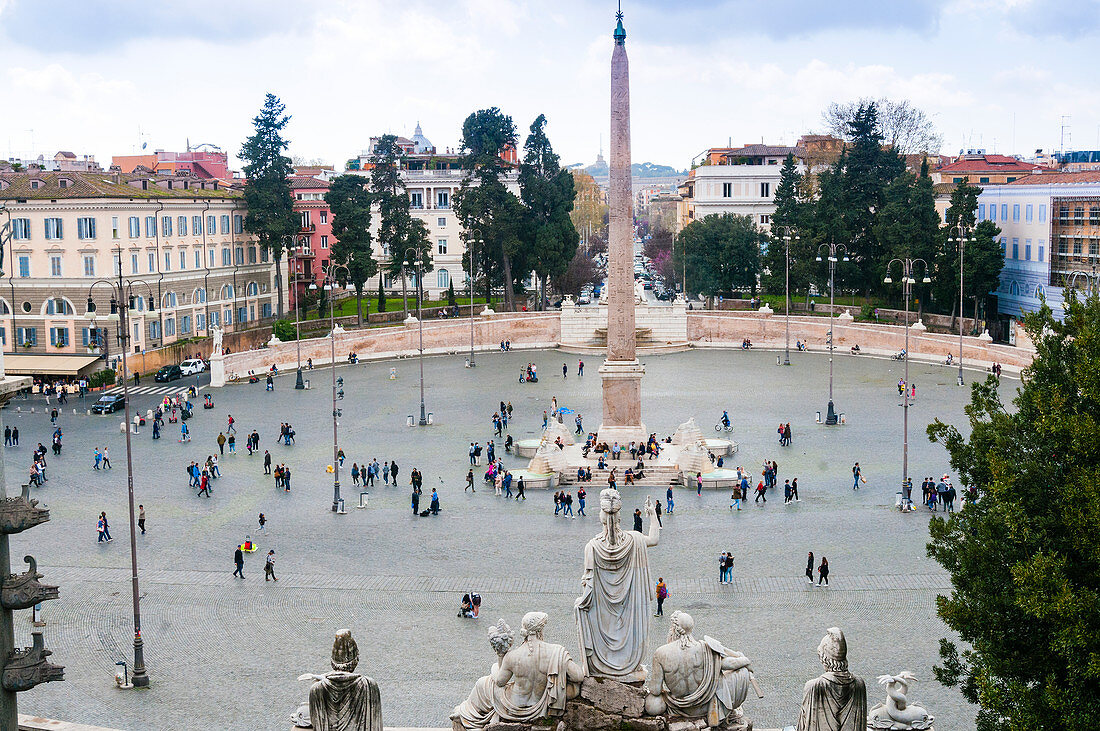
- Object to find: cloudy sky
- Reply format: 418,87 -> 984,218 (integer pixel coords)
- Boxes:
1,0 -> 1097,170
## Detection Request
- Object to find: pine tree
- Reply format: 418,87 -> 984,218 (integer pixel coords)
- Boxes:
325,174 -> 377,326
241,93 -> 298,317
762,153 -> 805,295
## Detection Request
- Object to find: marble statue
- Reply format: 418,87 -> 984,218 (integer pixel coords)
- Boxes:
211,326 -> 224,358
451,613 -> 584,729
575,488 -> 659,682
869,672 -> 934,729
302,629 -> 382,731
645,611 -> 755,727
796,628 -> 866,731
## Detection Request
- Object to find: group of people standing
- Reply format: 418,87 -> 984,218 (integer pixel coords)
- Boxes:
351,459 -> 398,488
805,551 -> 830,586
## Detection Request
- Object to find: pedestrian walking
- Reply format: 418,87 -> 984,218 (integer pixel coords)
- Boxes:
655,577 -> 668,616
228,433 -> 236,454
666,487 -> 674,514
11,427 -> 18,446
654,499 -> 662,527
818,556 -> 829,586
101,447 -> 111,469
562,362 -> 568,378
791,477 -> 800,501
265,550 -> 277,581
465,469 -> 475,493
97,514 -> 107,543
578,359 -> 584,376
264,450 -> 272,474
696,473 -> 703,496
576,486 -> 585,515
138,505 -> 146,535
516,475 -> 525,501
93,447 -> 102,470
100,512 -> 112,542
258,513 -> 267,533
217,432 -> 226,455
227,415 -> 236,434
805,551 -> 814,584
633,508 -> 643,532
233,546 -> 245,578
755,481 -> 767,503
852,462 -> 863,490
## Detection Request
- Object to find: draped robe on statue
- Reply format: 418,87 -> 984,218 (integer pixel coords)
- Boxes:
575,529 -> 651,680
451,646 -> 573,729
663,637 -> 751,727
308,672 -> 383,731
796,671 -> 867,731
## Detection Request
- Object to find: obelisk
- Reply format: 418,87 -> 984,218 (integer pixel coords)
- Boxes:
598,7 -> 646,447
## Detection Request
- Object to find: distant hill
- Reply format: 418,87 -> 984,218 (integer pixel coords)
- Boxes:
570,160 -> 686,178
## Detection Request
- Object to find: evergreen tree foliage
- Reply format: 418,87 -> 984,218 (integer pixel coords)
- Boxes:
240,93 -> 297,317
675,214 -> 762,298
927,294 -> 1100,731
325,174 -> 376,326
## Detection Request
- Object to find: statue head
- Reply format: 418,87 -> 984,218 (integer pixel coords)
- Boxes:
598,488 -> 624,542
667,610 -> 696,648
519,611 -> 549,642
330,629 -> 360,673
600,488 -> 622,514
817,627 -> 849,673
487,618 -> 515,657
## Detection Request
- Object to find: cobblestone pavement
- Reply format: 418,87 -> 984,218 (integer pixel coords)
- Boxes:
3,348 -> 1012,730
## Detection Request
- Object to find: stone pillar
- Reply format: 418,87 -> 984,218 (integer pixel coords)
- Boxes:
598,12 -> 646,446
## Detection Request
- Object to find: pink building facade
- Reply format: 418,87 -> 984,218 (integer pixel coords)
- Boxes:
289,176 -> 333,308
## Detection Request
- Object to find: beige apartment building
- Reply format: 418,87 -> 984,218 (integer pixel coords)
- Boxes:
0,171 -> 282,376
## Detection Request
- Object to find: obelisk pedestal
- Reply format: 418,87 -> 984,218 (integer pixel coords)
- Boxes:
597,10 -> 646,448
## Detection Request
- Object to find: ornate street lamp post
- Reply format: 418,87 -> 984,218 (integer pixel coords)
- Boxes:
468,229 -> 483,368
404,247 -> 428,426
884,258 -> 932,495
947,227 -> 974,386
85,250 -> 157,688
815,243 -> 849,424
776,227 -> 798,366
311,262 -> 352,512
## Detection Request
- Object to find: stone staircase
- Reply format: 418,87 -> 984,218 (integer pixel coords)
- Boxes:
558,462 -> 681,490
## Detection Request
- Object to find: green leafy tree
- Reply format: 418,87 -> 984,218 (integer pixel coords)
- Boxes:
241,93 -> 298,317
874,159 -> 938,315
519,114 -> 579,309
934,178 -> 1003,328
401,218 -> 433,314
370,134 -> 414,318
675,214 -> 762,299
926,294 -> 1100,731
455,107 -> 521,311
762,153 -> 808,295
325,174 -> 377,326
272,319 -> 297,341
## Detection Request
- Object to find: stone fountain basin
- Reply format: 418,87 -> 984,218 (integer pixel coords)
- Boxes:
509,469 -> 555,490
682,467 -> 741,489
514,438 -> 543,458
704,437 -> 737,456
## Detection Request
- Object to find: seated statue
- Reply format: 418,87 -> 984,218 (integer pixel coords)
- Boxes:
645,611 -> 754,728
452,612 -> 585,730
797,627 -> 866,731
305,629 -> 382,731
868,671 -> 934,729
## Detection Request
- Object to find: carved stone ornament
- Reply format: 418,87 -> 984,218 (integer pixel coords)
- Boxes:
2,555 -> 60,610
0,483 -> 50,534
2,631 -> 64,692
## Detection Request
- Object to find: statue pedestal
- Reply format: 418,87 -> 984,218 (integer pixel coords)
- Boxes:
597,359 -> 647,447
210,355 -> 225,388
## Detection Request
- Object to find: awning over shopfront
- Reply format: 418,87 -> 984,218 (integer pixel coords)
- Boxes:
1,353 -> 105,377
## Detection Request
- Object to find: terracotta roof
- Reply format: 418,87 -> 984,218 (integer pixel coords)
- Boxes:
1007,170 -> 1100,186
0,171 -> 241,200
720,144 -> 799,157
288,176 -> 330,190
939,155 -> 1039,173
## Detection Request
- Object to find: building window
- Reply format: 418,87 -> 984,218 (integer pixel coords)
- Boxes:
181,315 -> 192,334
437,191 -> 449,209
49,327 -> 69,347
952,177 -> 963,184
261,247 -> 269,263
178,216 -> 187,237
1006,177 -> 1016,183
1025,204 -> 1033,223
220,215 -> 230,234
148,252 -> 156,272
437,269 -> 450,288
196,312 -> 206,331
1038,244 -> 1045,262
262,303 -> 272,318
321,235 -> 328,249
208,215 -> 217,235
237,306 -> 247,324
1012,204 -> 1020,222
1012,239 -> 1019,259
1091,207 -> 1100,225
1024,241 -> 1031,261
410,191 -> 423,209
301,211 -> 311,229
162,216 -> 172,237
1072,238 -> 1081,256
44,218 -> 63,240
17,256 -> 29,278
760,182 -> 770,197
1039,204 -> 1046,223
149,321 -> 161,340
224,308 -> 232,325
17,327 -> 36,346
195,250 -> 201,268
1075,205 -> 1085,222
165,318 -> 175,337
319,211 -> 328,224
50,256 -> 62,277
209,249 -> 216,267
234,214 -> 243,234
125,216 -> 137,239
978,204 -> 985,220
246,282 -> 259,296
1092,241 -> 1099,257
222,248 -> 231,266
759,214 -> 770,225
722,183 -> 732,198
248,247 -> 257,264
180,251 -> 187,269
11,218 -> 30,239
83,255 -> 95,276
194,287 -> 207,304
145,216 -> 156,237
990,205 -> 996,221
164,251 -> 171,271
193,215 -> 202,236
438,239 -> 448,255
235,246 -> 244,265
1059,238 -> 1068,254
979,177 -> 990,184
45,298 -> 74,315
76,217 -> 96,239
1001,204 -> 1008,220
131,254 -> 139,273
438,217 -> 446,227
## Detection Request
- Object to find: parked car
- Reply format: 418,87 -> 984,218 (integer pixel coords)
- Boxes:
179,359 -> 206,376
92,394 -> 126,414
154,365 -> 183,383
577,293 -> 592,305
